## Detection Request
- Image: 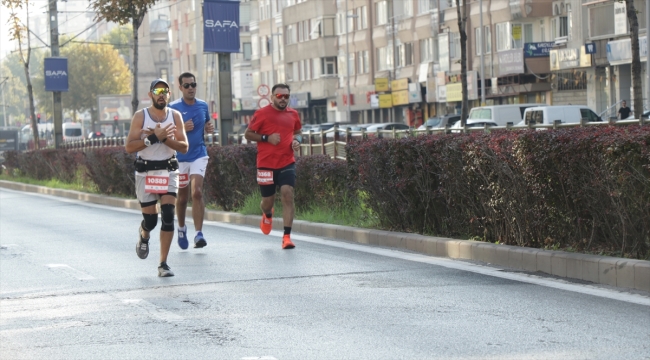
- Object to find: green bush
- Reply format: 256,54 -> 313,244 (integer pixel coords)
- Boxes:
204,145 -> 258,211
81,147 -> 136,196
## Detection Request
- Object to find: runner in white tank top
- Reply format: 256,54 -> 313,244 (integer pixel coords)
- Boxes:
125,78 -> 189,278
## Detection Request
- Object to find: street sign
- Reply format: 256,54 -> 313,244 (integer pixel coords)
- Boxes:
258,98 -> 271,108
257,84 -> 270,97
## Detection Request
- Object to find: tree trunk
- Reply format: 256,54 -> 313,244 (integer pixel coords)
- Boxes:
626,0 -> 643,120
24,65 -> 39,149
456,0 -> 469,126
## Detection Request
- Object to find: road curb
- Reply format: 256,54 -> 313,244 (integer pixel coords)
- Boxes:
2,180 -> 648,292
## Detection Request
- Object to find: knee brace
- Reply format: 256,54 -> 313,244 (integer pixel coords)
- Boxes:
160,204 -> 175,231
141,213 -> 158,232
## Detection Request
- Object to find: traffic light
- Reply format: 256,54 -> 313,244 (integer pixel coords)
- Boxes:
212,112 -> 218,120
37,113 -> 41,123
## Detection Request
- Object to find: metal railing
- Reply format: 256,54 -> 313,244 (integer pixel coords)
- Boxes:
60,119 -> 645,157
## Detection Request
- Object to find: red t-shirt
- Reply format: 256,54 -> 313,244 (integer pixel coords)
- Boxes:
248,105 -> 302,169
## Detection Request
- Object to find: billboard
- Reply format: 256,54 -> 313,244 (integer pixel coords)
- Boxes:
98,95 -> 132,121
44,57 -> 68,92
203,0 -> 241,53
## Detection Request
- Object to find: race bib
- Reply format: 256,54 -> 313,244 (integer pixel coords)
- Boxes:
179,173 -> 189,188
145,170 -> 170,193
257,169 -> 274,185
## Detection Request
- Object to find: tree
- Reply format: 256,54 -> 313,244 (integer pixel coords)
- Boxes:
455,0 -> 469,126
2,0 -> 40,147
91,0 -> 160,115
624,0 -> 643,122
31,41 -> 131,128
0,50 -> 46,126
101,25 -> 133,62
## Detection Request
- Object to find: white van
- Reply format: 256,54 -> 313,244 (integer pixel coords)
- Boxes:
468,104 -> 546,126
522,105 -> 603,126
62,122 -> 83,142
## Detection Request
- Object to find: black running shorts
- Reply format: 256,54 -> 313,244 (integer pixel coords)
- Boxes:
259,163 -> 296,198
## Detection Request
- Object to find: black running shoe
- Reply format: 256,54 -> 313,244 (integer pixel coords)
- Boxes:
194,231 -> 207,248
136,225 -> 149,259
158,262 -> 174,277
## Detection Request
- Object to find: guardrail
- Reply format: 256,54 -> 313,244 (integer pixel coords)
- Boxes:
60,119 -> 645,157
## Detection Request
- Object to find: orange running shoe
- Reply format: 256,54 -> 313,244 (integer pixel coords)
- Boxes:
282,234 -> 295,249
260,208 -> 273,235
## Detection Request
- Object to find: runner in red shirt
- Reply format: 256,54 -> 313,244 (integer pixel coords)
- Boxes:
245,83 -> 302,249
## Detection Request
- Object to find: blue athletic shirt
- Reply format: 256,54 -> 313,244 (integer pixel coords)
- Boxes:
168,97 -> 209,162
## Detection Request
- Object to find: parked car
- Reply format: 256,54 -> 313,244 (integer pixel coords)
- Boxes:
417,114 -> 461,130
450,119 -> 498,133
624,110 -> 650,120
62,122 -> 83,142
365,122 -> 411,138
521,105 -> 603,126
468,104 -> 546,126
87,131 -> 105,139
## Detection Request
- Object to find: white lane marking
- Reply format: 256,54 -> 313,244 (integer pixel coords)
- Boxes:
46,264 -> 95,280
241,357 -> 278,360
122,299 -> 184,322
206,221 -> 650,307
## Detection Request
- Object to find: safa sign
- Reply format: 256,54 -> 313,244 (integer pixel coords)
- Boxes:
44,57 -> 69,92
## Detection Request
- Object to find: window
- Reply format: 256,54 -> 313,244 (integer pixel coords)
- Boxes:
358,50 -> 369,74
357,6 -> 367,30
348,52 -> 355,75
286,62 -> 294,82
496,22 -> 510,51
555,70 -> 586,91
347,10 -> 354,31
160,69 -> 168,82
449,32 -> 461,59
376,46 -> 393,71
484,26 -> 492,54
397,43 -> 413,67
251,35 -> 259,60
376,1 -> 388,25
418,0 -> 436,14
285,24 -> 297,45
299,60 -> 305,81
567,4 -> 572,40
420,37 -> 436,62
524,23 -> 533,44
321,57 -> 337,76
322,17 -> 336,36
310,19 -> 322,39
552,16 -> 568,40
243,42 -> 252,60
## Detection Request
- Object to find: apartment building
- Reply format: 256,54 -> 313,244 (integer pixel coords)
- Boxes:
166,0 -> 649,130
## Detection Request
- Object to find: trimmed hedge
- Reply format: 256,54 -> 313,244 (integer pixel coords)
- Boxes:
347,126 -> 650,258
5,125 -> 648,259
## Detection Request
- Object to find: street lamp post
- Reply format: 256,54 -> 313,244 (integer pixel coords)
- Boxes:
0,77 -> 8,127
478,0 -> 485,106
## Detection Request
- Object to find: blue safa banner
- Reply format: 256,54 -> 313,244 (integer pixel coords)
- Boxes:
203,0 -> 241,53
44,57 -> 69,92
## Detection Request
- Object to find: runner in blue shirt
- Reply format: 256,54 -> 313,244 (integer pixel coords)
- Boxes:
168,72 -> 214,250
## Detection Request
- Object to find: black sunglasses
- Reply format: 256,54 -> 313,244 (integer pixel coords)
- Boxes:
182,82 -> 197,89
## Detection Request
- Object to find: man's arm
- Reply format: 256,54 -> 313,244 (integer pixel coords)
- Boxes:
125,110 -> 146,154
162,110 -> 189,154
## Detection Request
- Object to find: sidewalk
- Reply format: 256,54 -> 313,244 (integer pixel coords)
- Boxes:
2,180 -> 648,293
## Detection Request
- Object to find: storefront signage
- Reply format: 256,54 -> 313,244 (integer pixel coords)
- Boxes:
550,48 -> 578,70
370,94 -> 379,108
524,42 -> 554,58
614,1 -> 627,36
446,83 -> 462,102
426,77 -> 437,103
606,36 -> 648,65
391,78 -> 409,92
378,94 -> 393,108
498,49 -> 524,76
375,78 -> 389,92
289,92 -> 310,109
392,90 -> 409,106
408,83 -> 422,103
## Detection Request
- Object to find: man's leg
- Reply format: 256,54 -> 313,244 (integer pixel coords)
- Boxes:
176,185 -> 189,228
279,185 -> 295,249
159,195 -> 176,275
259,188 -> 275,235
190,174 -> 205,232
280,185 -> 295,229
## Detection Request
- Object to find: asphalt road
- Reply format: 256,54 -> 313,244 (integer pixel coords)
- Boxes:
1,188 -> 649,360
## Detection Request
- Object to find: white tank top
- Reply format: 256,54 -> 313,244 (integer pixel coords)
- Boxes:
137,108 -> 176,161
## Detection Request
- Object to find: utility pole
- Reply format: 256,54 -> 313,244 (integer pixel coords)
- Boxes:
345,0 -> 351,122
269,2 -> 275,86
48,0 -> 64,147
479,0 -> 485,106
646,2 -> 649,125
